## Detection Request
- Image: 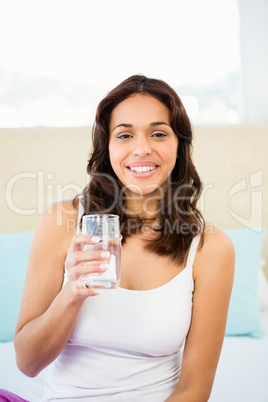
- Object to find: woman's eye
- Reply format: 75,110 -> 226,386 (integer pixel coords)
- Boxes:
152,132 -> 167,138
117,133 -> 132,139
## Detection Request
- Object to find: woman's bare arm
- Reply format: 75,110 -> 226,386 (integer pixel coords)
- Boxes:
166,225 -> 235,401
14,200 -> 106,377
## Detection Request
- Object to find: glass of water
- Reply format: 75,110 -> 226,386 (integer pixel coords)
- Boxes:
80,214 -> 121,289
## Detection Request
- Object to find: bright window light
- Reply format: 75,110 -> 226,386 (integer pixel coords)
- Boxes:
0,0 -> 240,127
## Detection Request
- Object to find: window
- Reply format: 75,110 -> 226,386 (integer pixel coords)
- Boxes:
0,0 -> 241,127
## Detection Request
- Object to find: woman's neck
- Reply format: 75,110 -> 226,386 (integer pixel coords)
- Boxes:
124,194 -> 160,221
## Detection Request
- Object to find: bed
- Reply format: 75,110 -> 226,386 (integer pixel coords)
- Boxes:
0,227 -> 267,402
1,125 -> 268,401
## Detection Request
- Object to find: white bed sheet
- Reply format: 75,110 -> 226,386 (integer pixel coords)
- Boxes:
210,311 -> 268,402
0,313 -> 267,402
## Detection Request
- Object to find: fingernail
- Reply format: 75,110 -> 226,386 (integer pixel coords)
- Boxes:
91,236 -> 100,243
101,251 -> 110,258
99,263 -> 109,271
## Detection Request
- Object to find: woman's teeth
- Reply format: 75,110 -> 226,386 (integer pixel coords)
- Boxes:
129,166 -> 156,173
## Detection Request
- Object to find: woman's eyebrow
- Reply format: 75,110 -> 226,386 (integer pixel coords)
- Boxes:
150,121 -> 171,128
112,123 -> 132,132
112,121 -> 170,132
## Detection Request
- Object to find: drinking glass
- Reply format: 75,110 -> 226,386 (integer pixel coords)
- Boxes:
80,214 -> 121,289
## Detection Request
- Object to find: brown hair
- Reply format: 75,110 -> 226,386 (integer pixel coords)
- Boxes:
75,74 -> 204,265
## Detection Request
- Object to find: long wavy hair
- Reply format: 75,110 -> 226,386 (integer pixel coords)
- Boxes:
75,74 -> 204,265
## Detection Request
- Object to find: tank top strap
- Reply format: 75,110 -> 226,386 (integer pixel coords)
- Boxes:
76,196 -> 85,234
186,234 -> 201,267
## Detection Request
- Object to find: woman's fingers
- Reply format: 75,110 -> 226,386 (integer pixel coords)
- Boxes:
65,235 -> 110,286
80,287 -> 101,296
67,262 -> 109,281
64,234 -> 114,298
67,249 -> 110,265
69,234 -> 100,252
68,276 -> 101,297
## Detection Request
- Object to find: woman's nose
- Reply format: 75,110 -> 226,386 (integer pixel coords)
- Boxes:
132,137 -> 152,157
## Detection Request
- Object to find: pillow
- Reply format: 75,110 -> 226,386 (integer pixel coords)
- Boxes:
258,258 -> 268,311
0,230 -> 34,342
223,227 -> 267,338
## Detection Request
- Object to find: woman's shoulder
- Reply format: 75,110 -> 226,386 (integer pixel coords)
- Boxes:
194,223 -> 235,279
35,199 -> 79,240
30,199 -> 80,261
202,223 -> 234,251
46,198 -> 79,216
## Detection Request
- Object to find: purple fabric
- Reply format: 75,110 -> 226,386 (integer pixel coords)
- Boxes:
0,390 -> 29,402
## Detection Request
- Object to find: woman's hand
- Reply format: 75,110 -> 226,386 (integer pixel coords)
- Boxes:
65,234 -> 109,297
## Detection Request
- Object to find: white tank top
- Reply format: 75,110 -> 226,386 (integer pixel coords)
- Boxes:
42,203 -> 200,402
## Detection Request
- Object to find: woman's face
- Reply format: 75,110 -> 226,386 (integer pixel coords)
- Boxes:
108,93 -> 179,198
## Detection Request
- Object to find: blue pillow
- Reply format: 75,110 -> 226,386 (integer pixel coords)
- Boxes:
0,230 -> 34,342
224,228 -> 266,338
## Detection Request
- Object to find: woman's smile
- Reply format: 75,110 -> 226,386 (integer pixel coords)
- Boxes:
126,161 -> 159,177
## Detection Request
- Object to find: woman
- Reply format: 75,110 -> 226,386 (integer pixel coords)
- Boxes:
14,75 -> 234,401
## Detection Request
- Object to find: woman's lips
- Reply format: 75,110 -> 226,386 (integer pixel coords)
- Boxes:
126,163 -> 159,177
